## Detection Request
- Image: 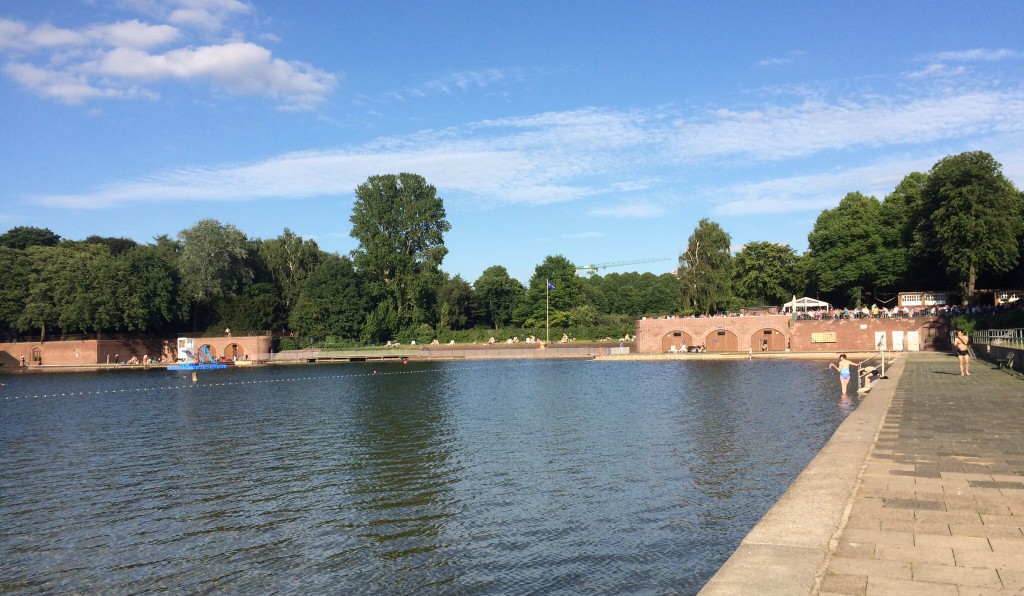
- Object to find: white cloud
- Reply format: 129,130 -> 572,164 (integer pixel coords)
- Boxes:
906,63 -> 967,79
672,90 -> 1024,161
0,5 -> 333,109
589,202 -> 667,219
933,48 -> 1022,62
28,86 -> 1024,210
711,157 -> 937,217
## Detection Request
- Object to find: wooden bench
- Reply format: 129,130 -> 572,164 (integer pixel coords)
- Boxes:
996,353 -> 1015,370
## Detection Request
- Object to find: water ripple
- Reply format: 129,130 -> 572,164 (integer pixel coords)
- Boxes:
1,359 -> 848,594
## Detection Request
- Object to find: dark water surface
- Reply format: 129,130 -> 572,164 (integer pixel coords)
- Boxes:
1,359 -> 850,594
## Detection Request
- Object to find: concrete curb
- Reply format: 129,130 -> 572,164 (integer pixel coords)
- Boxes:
698,354 -> 907,595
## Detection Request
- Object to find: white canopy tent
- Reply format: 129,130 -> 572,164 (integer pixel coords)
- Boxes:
782,296 -> 832,312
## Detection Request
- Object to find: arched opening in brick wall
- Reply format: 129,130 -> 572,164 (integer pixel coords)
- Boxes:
200,344 -> 216,359
705,329 -> 738,352
751,328 -> 786,352
224,343 -> 241,359
661,331 -> 693,352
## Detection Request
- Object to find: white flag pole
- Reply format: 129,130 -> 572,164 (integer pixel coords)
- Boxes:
546,280 -> 550,344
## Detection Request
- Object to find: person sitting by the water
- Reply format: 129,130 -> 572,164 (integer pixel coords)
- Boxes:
858,365 -> 879,392
669,345 -> 678,353
488,336 -> 495,344
561,333 -> 569,343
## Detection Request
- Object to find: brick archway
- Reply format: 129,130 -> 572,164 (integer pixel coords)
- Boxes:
661,330 -> 694,352
704,329 -> 738,352
751,328 -> 786,352
223,343 -> 241,359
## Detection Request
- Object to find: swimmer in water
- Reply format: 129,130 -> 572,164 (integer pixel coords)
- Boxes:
828,353 -> 862,396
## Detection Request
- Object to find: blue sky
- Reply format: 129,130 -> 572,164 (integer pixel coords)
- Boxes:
2,1 -> 1023,284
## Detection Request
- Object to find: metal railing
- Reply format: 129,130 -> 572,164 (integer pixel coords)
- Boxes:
971,328 -> 1024,347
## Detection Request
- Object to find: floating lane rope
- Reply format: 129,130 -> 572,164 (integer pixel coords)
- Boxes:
0,358 -> 590,402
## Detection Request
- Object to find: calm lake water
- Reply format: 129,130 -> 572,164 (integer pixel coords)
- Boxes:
1,359 -> 850,595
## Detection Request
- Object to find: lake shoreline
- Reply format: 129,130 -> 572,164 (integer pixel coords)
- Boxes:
1,349 -> 889,375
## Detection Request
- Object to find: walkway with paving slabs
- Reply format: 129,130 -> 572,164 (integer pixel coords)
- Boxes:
700,351 -> 1024,595
818,351 -> 1024,595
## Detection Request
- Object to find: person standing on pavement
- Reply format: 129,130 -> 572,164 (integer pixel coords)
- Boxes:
954,330 -> 971,376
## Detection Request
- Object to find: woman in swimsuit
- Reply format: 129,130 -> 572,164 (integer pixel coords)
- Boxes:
954,330 -> 970,376
828,353 -> 860,396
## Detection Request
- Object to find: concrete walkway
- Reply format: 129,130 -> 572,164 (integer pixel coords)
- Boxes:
700,351 -> 1024,595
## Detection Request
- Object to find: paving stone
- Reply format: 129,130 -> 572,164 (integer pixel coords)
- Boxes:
865,576 -> 958,596
819,571 -> 866,595
828,556 -> 911,580
997,568 -> 1024,591
882,498 -> 945,511
969,480 -> 1024,489
874,543 -> 955,565
841,528 -> 914,547
911,562 -> 1002,588
912,533 -> 992,551
949,523 -> 1024,539
879,518 -> 950,534
979,513 -> 1024,528
987,536 -> 1024,553
954,549 -> 1024,571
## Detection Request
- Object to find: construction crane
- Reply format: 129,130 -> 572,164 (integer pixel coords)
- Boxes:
574,257 -> 672,276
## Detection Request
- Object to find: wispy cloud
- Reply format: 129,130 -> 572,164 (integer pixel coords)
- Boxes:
589,202 -> 667,219
0,2 -> 335,109
711,157 -> 937,216
562,231 -> 606,239
29,85 -> 1024,210
933,48 -> 1023,62
671,90 -> 1024,160
906,63 -> 967,79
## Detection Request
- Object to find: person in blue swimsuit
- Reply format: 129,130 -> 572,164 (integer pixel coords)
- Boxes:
828,353 -> 861,396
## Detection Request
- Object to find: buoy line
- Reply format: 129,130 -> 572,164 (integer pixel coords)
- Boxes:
0,358 -> 590,402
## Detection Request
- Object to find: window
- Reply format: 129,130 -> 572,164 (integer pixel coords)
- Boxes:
811,332 -> 837,343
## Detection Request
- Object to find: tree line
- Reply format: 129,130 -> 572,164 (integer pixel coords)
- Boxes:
1,152 -> 1020,345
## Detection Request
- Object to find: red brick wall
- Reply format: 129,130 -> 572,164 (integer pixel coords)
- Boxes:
0,336 -> 272,366
635,315 -> 950,353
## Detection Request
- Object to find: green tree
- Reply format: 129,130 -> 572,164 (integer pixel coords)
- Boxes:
517,255 -> 589,328
84,235 -> 138,256
177,219 -> 253,330
923,151 -> 1023,303
805,192 -> 893,306
219,283 -> 286,334
256,228 -> 323,313
472,265 -> 524,329
883,172 -> 936,290
119,245 -> 179,332
733,242 -> 801,306
436,274 -> 473,332
349,173 -> 450,330
0,247 -> 31,338
18,246 -> 59,340
289,256 -> 366,340
0,226 -> 61,250
678,219 -> 733,314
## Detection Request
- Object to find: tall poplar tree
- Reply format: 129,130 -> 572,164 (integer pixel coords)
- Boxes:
349,173 -> 450,332
678,219 -> 733,314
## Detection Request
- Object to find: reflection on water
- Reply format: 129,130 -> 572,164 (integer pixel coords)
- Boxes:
1,359 -> 847,594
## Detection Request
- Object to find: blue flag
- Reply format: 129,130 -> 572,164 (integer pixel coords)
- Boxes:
547,280 -> 555,290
